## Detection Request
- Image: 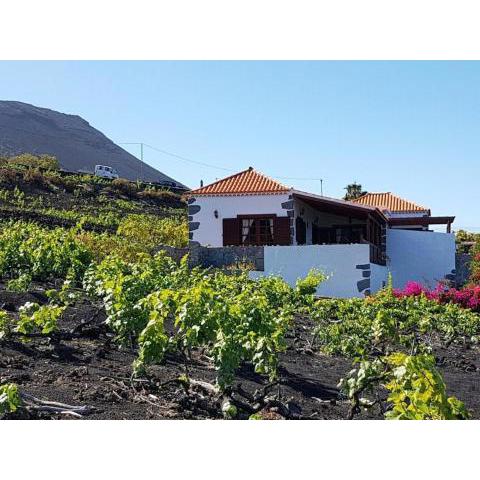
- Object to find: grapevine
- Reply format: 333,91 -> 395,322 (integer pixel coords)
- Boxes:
0,383 -> 21,415
311,284 -> 480,419
338,353 -> 470,420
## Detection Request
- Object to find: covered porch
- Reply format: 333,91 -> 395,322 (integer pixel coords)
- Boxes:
291,190 -> 388,265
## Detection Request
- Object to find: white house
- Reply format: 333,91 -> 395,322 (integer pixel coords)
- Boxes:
186,168 -> 456,298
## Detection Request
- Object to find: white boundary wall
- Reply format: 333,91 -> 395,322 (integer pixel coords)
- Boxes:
251,244 -> 387,298
190,194 -> 290,247
386,229 -> 455,289
370,262 -> 389,292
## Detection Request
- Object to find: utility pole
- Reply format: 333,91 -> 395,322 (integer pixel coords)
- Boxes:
320,179 -> 324,196
140,142 -> 144,181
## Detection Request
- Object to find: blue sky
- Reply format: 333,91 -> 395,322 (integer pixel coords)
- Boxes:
0,61 -> 478,231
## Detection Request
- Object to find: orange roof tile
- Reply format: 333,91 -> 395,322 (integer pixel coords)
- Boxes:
352,192 -> 430,213
188,168 -> 290,196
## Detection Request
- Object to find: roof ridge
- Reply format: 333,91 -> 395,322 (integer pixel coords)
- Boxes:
357,191 -> 391,196
352,191 -> 429,212
190,167 -> 252,191
188,167 -> 290,196
252,168 -> 290,190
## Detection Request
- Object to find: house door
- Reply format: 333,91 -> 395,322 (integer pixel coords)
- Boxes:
295,217 -> 307,245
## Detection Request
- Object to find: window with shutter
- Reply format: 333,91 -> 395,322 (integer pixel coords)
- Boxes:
224,215 -> 291,246
240,217 -> 274,245
222,218 -> 241,246
273,217 -> 291,245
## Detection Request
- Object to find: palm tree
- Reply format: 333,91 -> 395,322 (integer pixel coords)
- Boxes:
344,182 -> 367,201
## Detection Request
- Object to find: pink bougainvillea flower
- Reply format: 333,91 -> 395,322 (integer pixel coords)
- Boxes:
393,281 -> 480,312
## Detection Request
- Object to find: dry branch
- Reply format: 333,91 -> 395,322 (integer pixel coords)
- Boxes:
20,392 -> 95,418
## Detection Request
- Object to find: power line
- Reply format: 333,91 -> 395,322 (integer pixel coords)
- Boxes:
273,175 -> 323,181
144,143 -> 232,172
118,142 -> 145,180
119,141 -> 326,192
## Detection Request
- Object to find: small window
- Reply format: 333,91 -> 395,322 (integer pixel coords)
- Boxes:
241,217 -> 274,245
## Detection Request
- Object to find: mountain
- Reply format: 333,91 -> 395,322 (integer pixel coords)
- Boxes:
0,100 -> 187,187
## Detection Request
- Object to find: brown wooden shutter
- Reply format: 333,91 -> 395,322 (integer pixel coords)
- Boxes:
223,218 -> 241,246
273,217 -> 291,245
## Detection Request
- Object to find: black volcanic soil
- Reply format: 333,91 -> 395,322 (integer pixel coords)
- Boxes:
1,288 -> 479,420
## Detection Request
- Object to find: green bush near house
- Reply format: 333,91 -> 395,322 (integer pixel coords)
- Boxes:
117,214 -> 189,249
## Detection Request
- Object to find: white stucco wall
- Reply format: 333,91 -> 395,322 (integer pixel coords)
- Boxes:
370,262 -> 388,292
386,229 -> 455,289
250,244 -> 387,298
189,193 -> 291,247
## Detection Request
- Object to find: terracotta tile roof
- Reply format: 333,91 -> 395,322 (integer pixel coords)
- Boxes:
352,192 -> 430,214
188,168 -> 290,196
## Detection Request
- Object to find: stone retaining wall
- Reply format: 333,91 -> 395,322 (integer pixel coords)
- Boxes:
155,245 -> 190,264
156,244 -> 265,271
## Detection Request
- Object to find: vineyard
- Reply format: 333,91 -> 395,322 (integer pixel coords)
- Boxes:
1,168 -> 480,419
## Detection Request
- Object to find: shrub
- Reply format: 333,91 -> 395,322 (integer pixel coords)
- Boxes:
312,288 -> 480,358
437,285 -> 480,312
8,153 -> 59,171
43,172 -> 77,193
471,244 -> 480,285
394,281 -> 480,312
338,353 -> 470,420
117,214 -> 188,249
6,273 -> 32,293
0,168 -> 19,185
0,221 -> 93,284
75,230 -> 146,263
456,229 -> 480,254
383,352 -> 469,420
23,168 -> 47,187
394,281 -> 437,300
17,302 -> 65,335
137,188 -> 181,203
0,383 -> 21,414
111,178 -> 138,197
455,231 -> 480,284
225,258 -> 257,272
84,253 -> 322,387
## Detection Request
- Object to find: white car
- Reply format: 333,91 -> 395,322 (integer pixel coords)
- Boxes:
94,165 -> 119,179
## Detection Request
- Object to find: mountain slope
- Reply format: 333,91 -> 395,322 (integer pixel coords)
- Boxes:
0,100 -> 187,187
